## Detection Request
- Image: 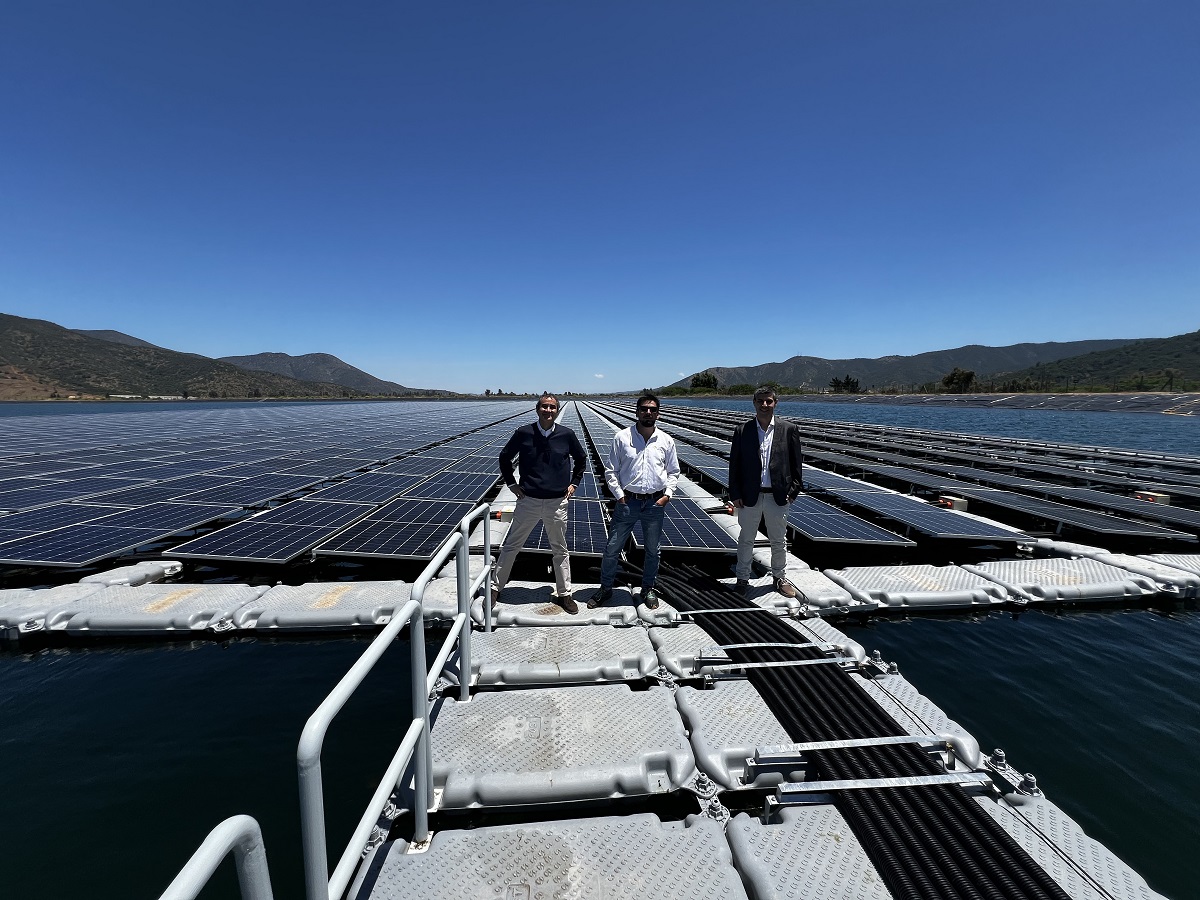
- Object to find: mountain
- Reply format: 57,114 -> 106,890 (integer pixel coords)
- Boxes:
0,313 -> 364,400
673,339 -> 1141,391
71,329 -> 166,350
996,330 -> 1200,391
219,352 -> 435,396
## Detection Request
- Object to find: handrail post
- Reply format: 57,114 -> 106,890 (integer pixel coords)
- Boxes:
409,594 -> 432,843
158,815 -> 273,900
483,509 -> 494,633
455,527 -> 472,703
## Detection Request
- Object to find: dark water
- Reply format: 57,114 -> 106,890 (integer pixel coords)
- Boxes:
2,401 -> 1198,898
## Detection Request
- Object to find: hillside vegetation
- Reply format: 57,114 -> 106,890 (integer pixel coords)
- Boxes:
996,330 -> 1200,392
218,351 -> 435,395
0,313 -> 363,399
673,339 -> 1137,393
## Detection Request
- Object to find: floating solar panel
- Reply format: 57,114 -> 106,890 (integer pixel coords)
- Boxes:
247,499 -> 369,528
573,473 -> 603,499
172,473 -> 324,506
523,500 -> 609,556
947,487 -> 1195,540
1052,487 -> 1200,531
0,487 -> 83,512
0,526 -> 166,567
632,498 -> 737,552
375,456 -> 455,477
786,495 -> 915,546
802,467 -> 886,492
169,522 -> 336,563
0,503 -> 125,531
405,470 -> 498,502
272,459 -> 369,477
694,466 -> 730,487
305,473 -> 428,504
443,455 -> 501,475
81,502 -> 243,532
316,500 -> 475,560
825,489 -> 1029,541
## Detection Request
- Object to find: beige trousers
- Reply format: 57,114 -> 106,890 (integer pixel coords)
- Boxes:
736,493 -> 789,581
493,494 -> 572,596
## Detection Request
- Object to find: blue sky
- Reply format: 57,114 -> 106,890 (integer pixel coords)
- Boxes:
2,2 -> 1197,393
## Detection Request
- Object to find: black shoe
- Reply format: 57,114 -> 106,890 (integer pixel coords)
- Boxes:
587,586 -> 613,609
735,579 -> 750,597
641,587 -> 660,609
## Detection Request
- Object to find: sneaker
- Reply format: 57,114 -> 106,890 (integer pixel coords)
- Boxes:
640,587 -> 660,609
734,579 -> 750,597
558,593 -> 578,614
587,586 -> 613,609
774,577 -> 798,598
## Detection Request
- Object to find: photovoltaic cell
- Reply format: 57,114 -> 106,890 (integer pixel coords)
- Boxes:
248,500 -> 370,528
316,499 -> 475,559
825,489 -> 1029,541
405,471 -> 498,502
523,500 -> 608,555
786,495 -> 915,545
0,503 -> 127,531
947,487 -> 1195,539
169,522 -> 334,563
305,473 -> 427,504
573,473 -> 602,499
632,498 -> 737,551
81,502 -> 243,532
0,526 -> 165,567
0,487 -> 83,512
375,456 -> 454,477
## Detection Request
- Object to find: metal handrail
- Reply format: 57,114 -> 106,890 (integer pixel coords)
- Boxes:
297,504 -> 491,900
158,815 -> 273,900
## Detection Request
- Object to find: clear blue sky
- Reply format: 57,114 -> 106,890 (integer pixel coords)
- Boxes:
2,2 -> 1197,393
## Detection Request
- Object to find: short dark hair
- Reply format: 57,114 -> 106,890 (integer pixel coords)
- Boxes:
753,386 -> 777,403
537,392 -> 559,408
636,392 -> 660,410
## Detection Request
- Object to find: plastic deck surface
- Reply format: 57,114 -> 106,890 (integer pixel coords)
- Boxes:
832,563 -> 1009,608
787,495 -> 915,545
356,815 -> 749,900
428,684 -> 696,807
45,583 -> 267,633
676,680 -> 797,789
446,625 -> 658,686
970,558 -> 1162,601
476,582 -> 641,627
1143,553 -> 1200,575
522,500 -> 608,556
632,497 -> 737,551
236,581 -> 412,629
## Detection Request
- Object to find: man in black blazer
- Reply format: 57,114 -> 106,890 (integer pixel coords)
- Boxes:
728,386 -> 802,597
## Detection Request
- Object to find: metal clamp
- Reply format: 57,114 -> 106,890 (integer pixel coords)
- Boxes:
768,773 -> 993,810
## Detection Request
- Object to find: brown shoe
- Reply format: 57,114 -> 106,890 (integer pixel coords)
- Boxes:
490,586 -> 501,603
774,577 -> 798,598
558,593 -> 578,614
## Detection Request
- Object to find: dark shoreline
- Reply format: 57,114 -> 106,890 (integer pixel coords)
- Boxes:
731,392 -> 1200,415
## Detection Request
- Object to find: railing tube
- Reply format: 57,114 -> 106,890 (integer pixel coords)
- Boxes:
456,526 -> 473,701
158,815 -> 273,900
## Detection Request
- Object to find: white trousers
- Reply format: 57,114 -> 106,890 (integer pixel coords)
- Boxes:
735,493 -> 789,581
493,494 -> 572,596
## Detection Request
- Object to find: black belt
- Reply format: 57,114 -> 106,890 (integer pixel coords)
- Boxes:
625,490 -> 664,501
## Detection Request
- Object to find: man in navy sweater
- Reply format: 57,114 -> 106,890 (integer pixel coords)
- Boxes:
493,393 -> 588,613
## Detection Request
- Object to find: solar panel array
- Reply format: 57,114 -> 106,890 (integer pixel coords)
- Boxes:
0,401 -> 531,567
317,498 -> 477,560
947,487 -> 1195,540
523,500 -> 609,556
786,495 -> 915,546
632,498 -> 737,552
824,488 -> 1029,541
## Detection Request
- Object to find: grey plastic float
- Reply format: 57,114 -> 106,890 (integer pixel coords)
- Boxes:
235,581 -> 413,630
44,582 -> 269,634
827,564 -> 1010,609
964,558 -> 1163,603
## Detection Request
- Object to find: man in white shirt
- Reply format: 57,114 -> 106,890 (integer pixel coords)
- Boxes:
590,392 -> 680,609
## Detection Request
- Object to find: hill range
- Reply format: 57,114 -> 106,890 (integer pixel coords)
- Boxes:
0,313 -> 439,400
672,338 -> 1144,392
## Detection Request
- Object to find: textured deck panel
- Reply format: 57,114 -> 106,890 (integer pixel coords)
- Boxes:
828,564 -> 1009,609
784,615 -> 868,664
1093,553 -> 1200,598
79,560 -> 183,586
1142,552 -> 1200,576
727,808 -> 892,900
968,558 -> 1161,602
234,581 -> 412,629
853,673 -> 980,760
675,680 -> 799,789
355,814 -> 749,900
976,794 -> 1168,900
0,583 -> 104,637
649,623 -> 731,677
443,624 -> 658,686
473,581 -> 639,627
429,684 -> 696,807
44,583 -> 268,633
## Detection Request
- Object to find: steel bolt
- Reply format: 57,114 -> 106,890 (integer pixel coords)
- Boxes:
992,748 -> 1007,767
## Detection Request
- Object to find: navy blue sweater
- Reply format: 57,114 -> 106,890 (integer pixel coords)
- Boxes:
498,423 -> 587,499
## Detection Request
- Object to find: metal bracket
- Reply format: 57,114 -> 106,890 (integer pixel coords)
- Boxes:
678,605 -> 793,618
768,772 -> 993,809
746,735 -> 955,782
208,617 -> 235,634
648,665 -> 678,690
700,796 -> 731,825
687,771 -> 720,800
695,657 -> 849,676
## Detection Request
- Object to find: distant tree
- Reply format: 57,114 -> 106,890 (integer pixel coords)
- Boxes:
181,389 -> 189,400
1163,368 -> 1179,391
843,375 -> 860,393
484,389 -> 492,396
728,383 -> 754,395
828,377 -> 844,393
690,371 -> 719,390
941,367 -> 976,393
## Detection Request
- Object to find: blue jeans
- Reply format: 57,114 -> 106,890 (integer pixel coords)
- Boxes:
600,498 -> 667,589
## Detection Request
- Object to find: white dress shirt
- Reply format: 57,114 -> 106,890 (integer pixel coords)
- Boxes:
604,426 -> 680,499
757,417 -> 775,488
